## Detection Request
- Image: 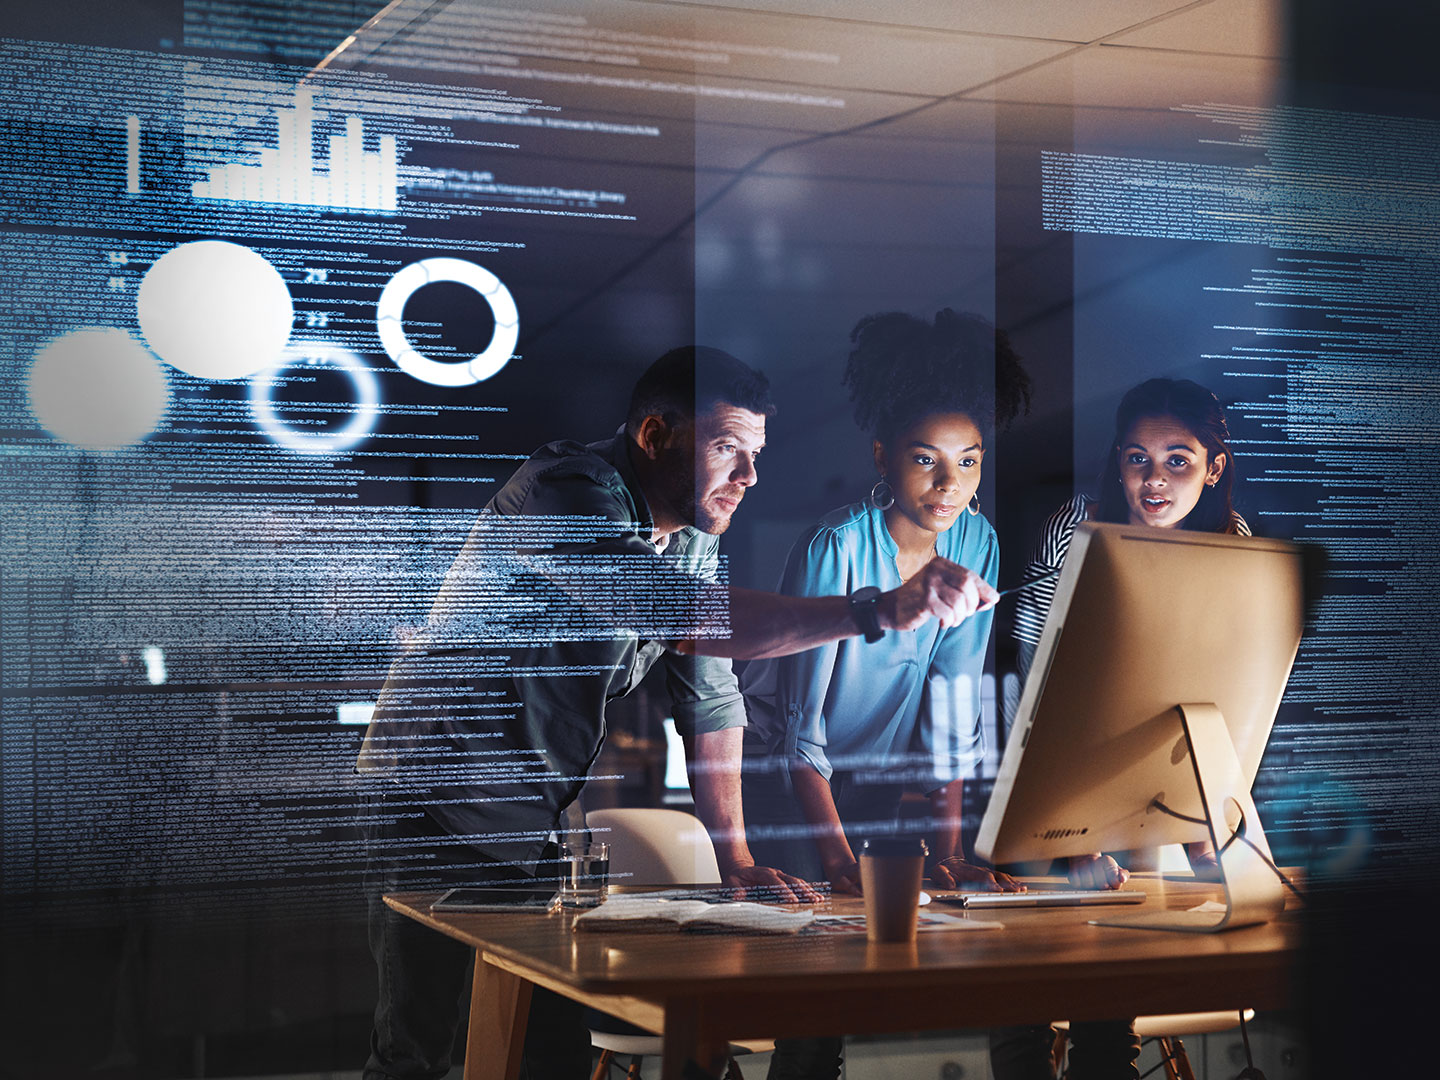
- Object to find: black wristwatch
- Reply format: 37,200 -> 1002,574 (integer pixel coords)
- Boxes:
848,586 -> 884,643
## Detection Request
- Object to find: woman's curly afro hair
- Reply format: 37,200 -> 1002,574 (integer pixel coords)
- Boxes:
843,308 -> 1032,444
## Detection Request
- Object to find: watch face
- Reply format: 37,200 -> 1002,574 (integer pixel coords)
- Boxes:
851,586 -> 881,603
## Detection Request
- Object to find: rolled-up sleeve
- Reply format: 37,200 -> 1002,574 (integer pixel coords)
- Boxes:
661,527 -> 745,734
665,652 -> 746,735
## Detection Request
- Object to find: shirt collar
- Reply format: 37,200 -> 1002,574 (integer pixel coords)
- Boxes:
601,425 -> 682,551
869,500 -> 900,559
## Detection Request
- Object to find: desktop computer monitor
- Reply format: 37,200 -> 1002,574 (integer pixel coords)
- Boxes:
976,523 -> 1308,932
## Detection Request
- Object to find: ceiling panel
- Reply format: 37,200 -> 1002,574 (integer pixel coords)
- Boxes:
971,43 -> 1284,116
1105,0 -> 1287,58
644,0 -> 1211,44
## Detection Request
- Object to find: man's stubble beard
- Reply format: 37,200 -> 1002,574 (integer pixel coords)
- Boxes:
655,446 -> 733,536
693,500 -> 732,536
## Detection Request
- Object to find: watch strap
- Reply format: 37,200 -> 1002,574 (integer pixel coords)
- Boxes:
848,586 -> 884,644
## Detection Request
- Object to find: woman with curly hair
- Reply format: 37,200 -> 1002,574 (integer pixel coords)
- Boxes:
740,308 -> 1031,1079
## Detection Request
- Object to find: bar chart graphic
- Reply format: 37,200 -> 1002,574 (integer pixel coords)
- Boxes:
191,86 -> 400,213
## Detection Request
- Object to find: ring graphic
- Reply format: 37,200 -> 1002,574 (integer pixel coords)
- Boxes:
375,257 -> 519,387
249,342 -> 380,454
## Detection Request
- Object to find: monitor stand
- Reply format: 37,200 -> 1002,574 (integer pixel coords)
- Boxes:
1091,703 -> 1286,934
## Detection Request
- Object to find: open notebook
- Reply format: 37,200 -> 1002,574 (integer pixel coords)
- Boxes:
573,895 -> 815,934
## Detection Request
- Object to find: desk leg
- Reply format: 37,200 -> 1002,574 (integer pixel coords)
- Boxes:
660,998 -> 729,1080
464,953 -> 532,1080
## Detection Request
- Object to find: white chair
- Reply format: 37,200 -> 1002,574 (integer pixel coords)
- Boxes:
588,807 -> 723,887
1052,1010 -> 1255,1080
584,808 -> 770,1080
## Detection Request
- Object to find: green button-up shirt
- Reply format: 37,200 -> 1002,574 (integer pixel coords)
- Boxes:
359,431 -> 744,864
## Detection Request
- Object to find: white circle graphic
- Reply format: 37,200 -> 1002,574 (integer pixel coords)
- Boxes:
137,240 -> 294,379
27,328 -> 170,449
249,342 -> 380,454
375,257 -> 518,387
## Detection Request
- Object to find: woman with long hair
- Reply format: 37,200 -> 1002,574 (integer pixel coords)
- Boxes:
1012,377 -> 1249,678
992,376 -> 1249,1080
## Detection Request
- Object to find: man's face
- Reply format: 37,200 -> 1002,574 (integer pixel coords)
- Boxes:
658,402 -> 766,535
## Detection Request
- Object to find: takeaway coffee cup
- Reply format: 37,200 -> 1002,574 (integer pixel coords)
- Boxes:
859,836 -> 927,943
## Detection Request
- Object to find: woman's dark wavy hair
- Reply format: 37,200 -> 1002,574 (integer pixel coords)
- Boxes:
843,308 -> 1032,445
1093,377 -> 1240,534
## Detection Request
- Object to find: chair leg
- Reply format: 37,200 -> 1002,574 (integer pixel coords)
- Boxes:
1157,1036 -> 1198,1080
626,1055 -> 644,1080
592,1049 -> 615,1080
1051,1028 -> 1070,1078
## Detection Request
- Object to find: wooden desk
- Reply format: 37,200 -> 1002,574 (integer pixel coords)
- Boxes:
387,874 -> 1301,1080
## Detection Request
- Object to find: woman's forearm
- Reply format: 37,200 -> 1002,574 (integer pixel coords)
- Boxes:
788,761 -> 855,872
928,778 -> 966,861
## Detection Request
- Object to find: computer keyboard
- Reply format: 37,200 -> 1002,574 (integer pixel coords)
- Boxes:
932,889 -> 1146,908
627,882 -> 832,904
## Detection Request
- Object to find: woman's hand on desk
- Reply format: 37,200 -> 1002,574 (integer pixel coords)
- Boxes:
929,856 -> 1026,892
1185,844 -> 1223,883
822,858 -> 864,896
1066,854 -> 1129,890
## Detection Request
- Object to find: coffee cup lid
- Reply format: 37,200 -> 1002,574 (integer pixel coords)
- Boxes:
859,836 -> 929,857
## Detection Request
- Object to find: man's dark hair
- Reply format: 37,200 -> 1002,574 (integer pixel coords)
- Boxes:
626,346 -> 776,435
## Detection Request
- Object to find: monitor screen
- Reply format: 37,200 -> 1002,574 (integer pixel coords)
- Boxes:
978,523 -> 1307,871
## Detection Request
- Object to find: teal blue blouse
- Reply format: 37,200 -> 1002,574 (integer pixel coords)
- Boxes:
741,500 -> 999,792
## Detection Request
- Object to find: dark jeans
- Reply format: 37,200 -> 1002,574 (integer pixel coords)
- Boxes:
743,762 -> 907,884
990,1021 -> 1140,1080
743,764 -> 906,1080
362,792 -> 591,1080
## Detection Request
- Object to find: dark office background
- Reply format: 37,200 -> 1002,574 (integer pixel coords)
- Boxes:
2,1 -> 1437,1076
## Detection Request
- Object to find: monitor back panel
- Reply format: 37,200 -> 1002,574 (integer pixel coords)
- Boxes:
977,524 -> 1306,865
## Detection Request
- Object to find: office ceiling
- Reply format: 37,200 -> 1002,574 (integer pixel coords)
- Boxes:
629,0 -> 1290,153
649,0 -> 1287,58
326,0 -> 1293,507
622,0 -> 1293,502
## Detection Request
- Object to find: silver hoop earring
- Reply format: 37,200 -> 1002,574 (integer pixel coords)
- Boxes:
967,493 -> 981,516
870,478 -> 895,511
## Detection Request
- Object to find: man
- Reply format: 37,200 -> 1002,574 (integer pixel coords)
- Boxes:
361,346 -> 995,1080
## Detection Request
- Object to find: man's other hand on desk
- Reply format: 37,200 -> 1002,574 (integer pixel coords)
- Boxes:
819,857 -> 1024,897
930,856 -> 1026,892
821,858 -> 863,896
1067,854 -> 1129,890
723,863 -> 825,904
